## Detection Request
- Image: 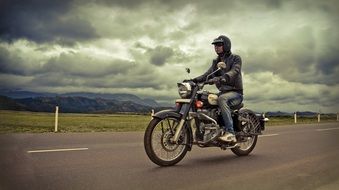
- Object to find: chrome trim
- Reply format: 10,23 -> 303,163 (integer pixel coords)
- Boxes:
172,119 -> 185,143
206,68 -> 221,82
175,99 -> 191,103
198,113 -> 218,125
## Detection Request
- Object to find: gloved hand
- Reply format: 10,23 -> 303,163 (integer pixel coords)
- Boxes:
207,77 -> 219,85
207,76 -> 226,85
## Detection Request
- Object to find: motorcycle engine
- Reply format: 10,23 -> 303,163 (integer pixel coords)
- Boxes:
200,123 -> 220,143
197,108 -> 218,122
196,109 -> 221,143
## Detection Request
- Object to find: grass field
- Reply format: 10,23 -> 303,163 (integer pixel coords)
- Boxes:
0,110 -> 337,133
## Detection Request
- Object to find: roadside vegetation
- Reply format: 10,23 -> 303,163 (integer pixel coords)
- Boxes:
0,110 -> 337,133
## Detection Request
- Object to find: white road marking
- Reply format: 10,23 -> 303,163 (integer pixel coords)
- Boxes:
259,134 -> 279,138
316,128 -> 339,132
27,148 -> 89,153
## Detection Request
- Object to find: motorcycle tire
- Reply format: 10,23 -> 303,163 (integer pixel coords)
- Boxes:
231,135 -> 258,156
144,117 -> 190,166
231,109 -> 259,156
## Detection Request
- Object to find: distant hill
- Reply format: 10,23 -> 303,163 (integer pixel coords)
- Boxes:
265,111 -> 292,117
0,96 -> 27,111
0,90 -> 161,108
266,111 -> 318,117
0,90 -> 56,99
297,111 -> 319,116
15,96 -> 152,113
0,90 -> 328,115
62,92 -> 160,107
0,96 -> 155,113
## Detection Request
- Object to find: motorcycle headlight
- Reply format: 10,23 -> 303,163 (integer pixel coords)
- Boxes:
177,82 -> 192,98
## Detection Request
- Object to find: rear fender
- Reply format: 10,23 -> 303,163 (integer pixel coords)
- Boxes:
257,113 -> 269,131
239,108 -> 264,133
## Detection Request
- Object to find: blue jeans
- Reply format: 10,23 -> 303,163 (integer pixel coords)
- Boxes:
217,91 -> 243,134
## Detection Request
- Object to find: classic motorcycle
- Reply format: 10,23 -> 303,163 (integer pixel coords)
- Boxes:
144,62 -> 268,166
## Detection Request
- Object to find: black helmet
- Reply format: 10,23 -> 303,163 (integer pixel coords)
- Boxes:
211,35 -> 231,52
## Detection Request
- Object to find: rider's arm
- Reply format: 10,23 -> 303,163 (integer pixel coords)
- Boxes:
192,60 -> 215,83
222,55 -> 242,84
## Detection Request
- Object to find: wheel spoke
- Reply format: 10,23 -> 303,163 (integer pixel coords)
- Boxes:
150,118 -> 187,161
160,122 -> 164,133
167,118 -> 176,134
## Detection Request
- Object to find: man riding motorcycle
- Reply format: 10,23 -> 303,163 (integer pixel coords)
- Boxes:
144,35 -> 266,166
189,35 -> 243,142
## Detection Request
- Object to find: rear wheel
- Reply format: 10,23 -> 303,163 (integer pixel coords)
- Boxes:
231,109 -> 259,156
144,117 -> 190,166
231,135 -> 257,156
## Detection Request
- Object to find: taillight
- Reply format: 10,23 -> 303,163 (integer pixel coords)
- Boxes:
195,100 -> 203,108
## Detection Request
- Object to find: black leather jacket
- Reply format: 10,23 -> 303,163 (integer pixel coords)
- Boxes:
193,53 -> 243,95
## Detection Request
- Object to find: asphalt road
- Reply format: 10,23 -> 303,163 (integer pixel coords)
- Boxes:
1,122 -> 339,190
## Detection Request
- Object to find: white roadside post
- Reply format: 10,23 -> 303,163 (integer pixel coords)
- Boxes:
151,109 -> 154,120
55,106 -> 59,132
294,112 -> 297,124
318,113 -> 321,123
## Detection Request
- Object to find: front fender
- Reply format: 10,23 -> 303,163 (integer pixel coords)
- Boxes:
152,109 -> 193,151
152,109 -> 182,120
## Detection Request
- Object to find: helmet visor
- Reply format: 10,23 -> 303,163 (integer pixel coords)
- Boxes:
211,38 -> 224,45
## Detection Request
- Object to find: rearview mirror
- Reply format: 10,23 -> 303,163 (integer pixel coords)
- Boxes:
185,68 -> 191,74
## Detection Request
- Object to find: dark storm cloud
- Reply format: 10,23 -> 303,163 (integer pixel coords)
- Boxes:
0,0 -> 338,112
0,47 -> 133,78
242,23 -> 339,85
0,46 -> 39,75
42,53 -> 133,77
89,0 -> 145,9
315,27 -> 339,76
149,46 -> 174,66
83,76 -> 163,89
29,62 -> 163,90
30,73 -> 81,87
0,47 -> 21,75
0,0 -> 98,44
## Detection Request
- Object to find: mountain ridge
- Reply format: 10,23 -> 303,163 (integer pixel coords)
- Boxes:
15,96 -> 155,113
0,90 -> 160,107
0,90 -> 332,115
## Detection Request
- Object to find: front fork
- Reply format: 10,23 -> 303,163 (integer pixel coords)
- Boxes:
171,101 -> 194,144
171,86 -> 199,144
172,119 -> 186,143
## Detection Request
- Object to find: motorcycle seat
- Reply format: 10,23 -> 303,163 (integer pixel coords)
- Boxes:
230,103 -> 243,110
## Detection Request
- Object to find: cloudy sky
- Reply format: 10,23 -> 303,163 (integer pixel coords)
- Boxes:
0,0 -> 338,113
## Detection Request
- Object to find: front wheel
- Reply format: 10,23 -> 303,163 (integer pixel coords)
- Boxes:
144,117 -> 190,166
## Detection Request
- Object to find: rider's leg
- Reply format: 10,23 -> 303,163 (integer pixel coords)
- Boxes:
217,91 -> 243,142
